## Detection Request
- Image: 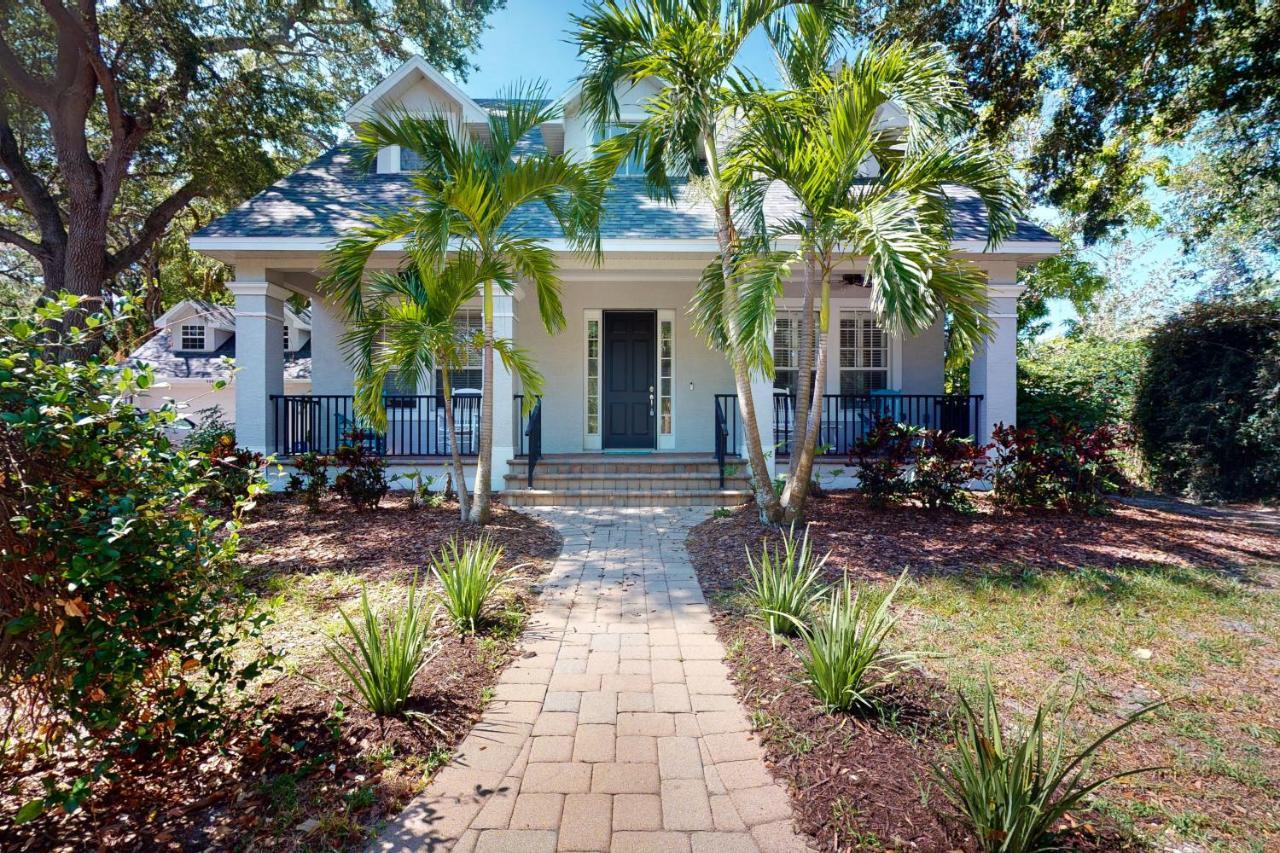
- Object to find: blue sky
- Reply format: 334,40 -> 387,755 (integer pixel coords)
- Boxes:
463,0 -> 783,97
460,1 -> 1195,336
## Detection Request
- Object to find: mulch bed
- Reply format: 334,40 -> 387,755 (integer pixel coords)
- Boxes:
694,491 -> 1280,587
2,494 -> 560,852
685,491 -> 1278,851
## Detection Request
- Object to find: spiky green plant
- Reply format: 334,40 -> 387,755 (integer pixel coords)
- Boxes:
746,524 -> 827,638
932,675 -> 1163,852
326,576 -> 438,716
785,571 -> 914,712
431,534 -> 514,633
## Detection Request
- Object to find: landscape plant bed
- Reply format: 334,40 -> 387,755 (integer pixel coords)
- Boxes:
689,492 -> 1280,850
2,495 -> 560,852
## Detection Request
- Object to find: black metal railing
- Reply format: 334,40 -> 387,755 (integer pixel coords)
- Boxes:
715,393 -> 983,459
269,394 -> 482,458
714,394 -> 731,488
524,398 -> 543,487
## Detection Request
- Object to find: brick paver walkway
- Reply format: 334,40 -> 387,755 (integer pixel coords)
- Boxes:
376,507 -> 807,853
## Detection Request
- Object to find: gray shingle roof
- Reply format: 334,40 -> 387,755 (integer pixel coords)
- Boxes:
130,330 -> 312,381
195,144 -> 1056,244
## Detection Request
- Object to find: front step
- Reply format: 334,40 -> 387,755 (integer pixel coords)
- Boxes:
502,453 -> 752,506
503,471 -> 745,492
500,487 -> 752,507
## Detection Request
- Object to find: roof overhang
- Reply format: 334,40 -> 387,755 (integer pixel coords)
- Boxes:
190,235 -> 1060,266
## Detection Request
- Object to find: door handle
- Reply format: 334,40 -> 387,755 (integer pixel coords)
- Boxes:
649,385 -> 655,416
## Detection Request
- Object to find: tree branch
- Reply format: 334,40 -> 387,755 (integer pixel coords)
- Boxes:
0,225 -> 46,259
0,106 -> 66,252
0,34 -> 55,107
104,179 -> 201,279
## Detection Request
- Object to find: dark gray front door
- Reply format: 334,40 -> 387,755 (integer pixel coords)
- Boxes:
603,311 -> 656,449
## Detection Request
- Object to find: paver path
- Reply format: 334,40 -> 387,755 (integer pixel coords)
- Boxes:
377,507 -> 808,853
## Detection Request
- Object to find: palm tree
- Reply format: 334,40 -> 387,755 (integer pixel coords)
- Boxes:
325,82 -> 603,525
342,261 -> 544,522
724,34 -> 1022,522
574,0 -> 848,524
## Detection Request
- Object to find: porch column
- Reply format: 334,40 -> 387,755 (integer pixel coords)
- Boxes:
229,275 -> 289,454
488,291 -> 518,493
748,337 -> 777,479
969,264 -> 1023,444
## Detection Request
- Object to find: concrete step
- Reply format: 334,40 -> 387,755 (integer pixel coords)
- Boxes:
500,487 -> 752,507
508,453 -> 723,476
504,471 -> 748,491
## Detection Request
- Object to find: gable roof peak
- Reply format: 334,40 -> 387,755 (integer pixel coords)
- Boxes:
343,55 -> 489,125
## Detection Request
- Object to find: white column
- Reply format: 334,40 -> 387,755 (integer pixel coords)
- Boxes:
230,277 -> 289,454
308,294 -> 356,395
488,291 -> 518,492
969,265 -> 1023,444
748,333 -> 777,479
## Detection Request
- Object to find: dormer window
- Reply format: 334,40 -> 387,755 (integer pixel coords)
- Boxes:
594,124 -> 645,176
400,147 -> 424,172
180,324 -> 205,350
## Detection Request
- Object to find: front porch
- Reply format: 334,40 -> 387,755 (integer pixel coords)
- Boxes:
222,253 -> 1024,500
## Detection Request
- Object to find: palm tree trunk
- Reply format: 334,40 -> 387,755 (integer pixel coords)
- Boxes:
788,244 -> 817,479
719,236 -> 783,526
470,279 -> 495,525
441,365 -> 470,522
783,267 -> 831,524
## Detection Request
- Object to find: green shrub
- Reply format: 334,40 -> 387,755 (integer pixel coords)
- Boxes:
331,444 -> 388,509
1019,336 -> 1147,432
288,451 -> 330,511
933,675 -> 1162,852
852,419 -> 915,507
746,524 -> 827,638
908,430 -> 987,512
201,432 -> 268,509
990,420 -> 1126,513
430,535 -> 514,633
786,572 -> 914,713
0,296 -> 271,820
1135,296 -> 1280,500
181,405 -> 235,453
326,577 -> 439,716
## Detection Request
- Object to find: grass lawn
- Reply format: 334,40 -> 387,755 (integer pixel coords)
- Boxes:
689,492 -> 1280,852
2,494 -> 560,851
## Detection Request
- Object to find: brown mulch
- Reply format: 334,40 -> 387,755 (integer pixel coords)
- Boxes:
682,491 -> 1271,851
694,491 -> 1280,588
2,495 -> 560,852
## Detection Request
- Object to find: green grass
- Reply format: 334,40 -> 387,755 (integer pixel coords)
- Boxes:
889,561 -> 1280,849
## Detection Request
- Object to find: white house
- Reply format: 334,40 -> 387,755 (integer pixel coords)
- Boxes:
188,56 -> 1058,504
130,298 -> 312,423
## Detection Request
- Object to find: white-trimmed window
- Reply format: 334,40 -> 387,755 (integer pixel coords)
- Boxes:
282,325 -> 291,352
436,308 -> 484,394
594,124 -> 645,176
839,310 -> 889,395
658,314 -> 674,436
180,324 -> 205,350
772,312 -> 820,395
585,314 -> 601,437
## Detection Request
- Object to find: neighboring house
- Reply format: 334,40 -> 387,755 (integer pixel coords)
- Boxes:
130,299 -> 312,423
188,56 -> 1058,503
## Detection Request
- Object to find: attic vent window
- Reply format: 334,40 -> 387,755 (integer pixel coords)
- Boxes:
180,324 -> 206,350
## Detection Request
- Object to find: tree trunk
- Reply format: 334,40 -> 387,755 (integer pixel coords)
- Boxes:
719,233 -> 783,525
441,365 -> 470,522
788,244 -> 816,478
783,266 -> 831,523
469,279 -> 494,525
